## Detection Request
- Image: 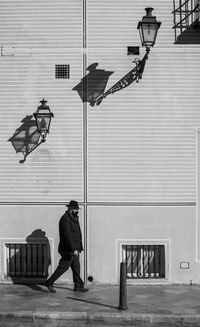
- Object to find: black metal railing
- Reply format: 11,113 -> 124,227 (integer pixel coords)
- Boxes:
172,0 -> 200,42
6,243 -> 50,278
122,244 -> 165,279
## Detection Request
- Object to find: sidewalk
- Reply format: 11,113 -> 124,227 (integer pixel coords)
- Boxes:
1,283 -> 200,326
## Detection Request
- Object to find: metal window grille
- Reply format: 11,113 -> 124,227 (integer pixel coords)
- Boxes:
55,64 -> 70,79
122,244 -> 165,279
172,0 -> 200,42
5,243 -> 50,278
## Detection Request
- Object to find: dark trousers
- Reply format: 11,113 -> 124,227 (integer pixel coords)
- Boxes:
47,252 -> 84,288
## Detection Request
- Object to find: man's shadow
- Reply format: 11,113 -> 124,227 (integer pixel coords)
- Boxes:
8,229 -> 51,292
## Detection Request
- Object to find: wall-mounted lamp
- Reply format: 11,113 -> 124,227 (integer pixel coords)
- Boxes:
33,99 -> 54,142
88,8 -> 161,106
137,7 -> 161,54
131,7 -> 161,82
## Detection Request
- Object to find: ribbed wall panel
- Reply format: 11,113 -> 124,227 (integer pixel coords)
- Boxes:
0,0 -> 200,203
0,0 -> 82,48
87,0 -> 174,49
0,50 -> 83,202
87,46 -> 200,202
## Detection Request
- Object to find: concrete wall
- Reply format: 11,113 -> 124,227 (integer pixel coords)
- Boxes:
87,206 -> 199,284
0,205 -> 84,283
0,204 -> 199,285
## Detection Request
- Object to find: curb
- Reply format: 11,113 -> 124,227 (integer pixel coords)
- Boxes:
0,311 -> 200,326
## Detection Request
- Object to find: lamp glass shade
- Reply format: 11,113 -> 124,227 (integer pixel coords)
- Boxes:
137,8 -> 161,48
139,22 -> 159,47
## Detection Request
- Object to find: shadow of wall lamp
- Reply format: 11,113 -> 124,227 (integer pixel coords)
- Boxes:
15,99 -> 54,163
90,8 -> 161,106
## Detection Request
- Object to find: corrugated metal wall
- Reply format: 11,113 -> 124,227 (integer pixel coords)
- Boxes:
87,48 -> 200,202
0,0 -> 199,203
0,0 -> 83,202
0,0 -> 82,48
87,0 -> 200,202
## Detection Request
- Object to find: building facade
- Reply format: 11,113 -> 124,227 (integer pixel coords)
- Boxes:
0,0 -> 200,284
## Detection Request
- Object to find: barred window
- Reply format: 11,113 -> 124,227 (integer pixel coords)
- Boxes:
122,244 -> 165,279
5,242 -> 50,279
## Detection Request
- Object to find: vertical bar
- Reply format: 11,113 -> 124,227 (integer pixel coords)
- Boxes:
161,245 -> 166,278
14,244 -> 17,277
185,1 -> 188,26
31,244 -> 33,276
131,245 -> 133,278
195,0 -> 200,21
37,244 -> 39,277
154,245 -> 156,278
25,244 -> 28,277
136,245 -> 139,278
125,246 -> 127,277
8,244 -> 11,276
191,0 -> 194,23
173,0 -> 177,42
158,245 -> 162,278
156,245 -> 159,278
122,245 -> 126,263
141,246 -> 144,278
42,244 -> 45,276
148,245 -> 150,278
38,244 -> 42,277
43,244 -> 47,277
20,244 -> 23,277
179,0 -> 183,33
83,0 -> 88,285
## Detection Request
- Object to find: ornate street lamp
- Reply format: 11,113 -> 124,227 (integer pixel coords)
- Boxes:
137,8 -> 161,53
33,99 -> 54,142
90,8 -> 161,105
73,8 -> 161,106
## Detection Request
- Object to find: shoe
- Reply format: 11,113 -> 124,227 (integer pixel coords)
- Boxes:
44,281 -> 56,293
74,287 -> 89,292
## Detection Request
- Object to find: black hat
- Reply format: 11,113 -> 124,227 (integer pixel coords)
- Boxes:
66,200 -> 80,209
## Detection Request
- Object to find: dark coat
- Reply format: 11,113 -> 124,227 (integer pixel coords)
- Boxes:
58,210 -> 83,254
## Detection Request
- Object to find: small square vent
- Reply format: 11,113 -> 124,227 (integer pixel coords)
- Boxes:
55,65 -> 70,79
127,46 -> 140,55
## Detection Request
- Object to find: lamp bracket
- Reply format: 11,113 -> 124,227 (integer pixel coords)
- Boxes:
91,50 -> 149,106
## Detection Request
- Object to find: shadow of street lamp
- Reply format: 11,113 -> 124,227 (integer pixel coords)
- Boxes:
72,63 -> 114,106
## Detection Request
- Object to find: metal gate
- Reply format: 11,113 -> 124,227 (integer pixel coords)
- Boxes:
122,244 -> 165,279
5,243 -> 50,279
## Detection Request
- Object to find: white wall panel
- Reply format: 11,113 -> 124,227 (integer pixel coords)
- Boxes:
86,0 -> 200,202
0,0 -> 82,48
87,0 -> 174,49
0,50 -> 83,202
87,48 -> 199,202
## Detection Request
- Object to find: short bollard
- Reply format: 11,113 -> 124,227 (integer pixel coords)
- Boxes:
118,262 -> 128,310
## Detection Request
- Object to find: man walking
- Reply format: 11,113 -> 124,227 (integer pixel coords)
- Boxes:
45,200 -> 89,293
